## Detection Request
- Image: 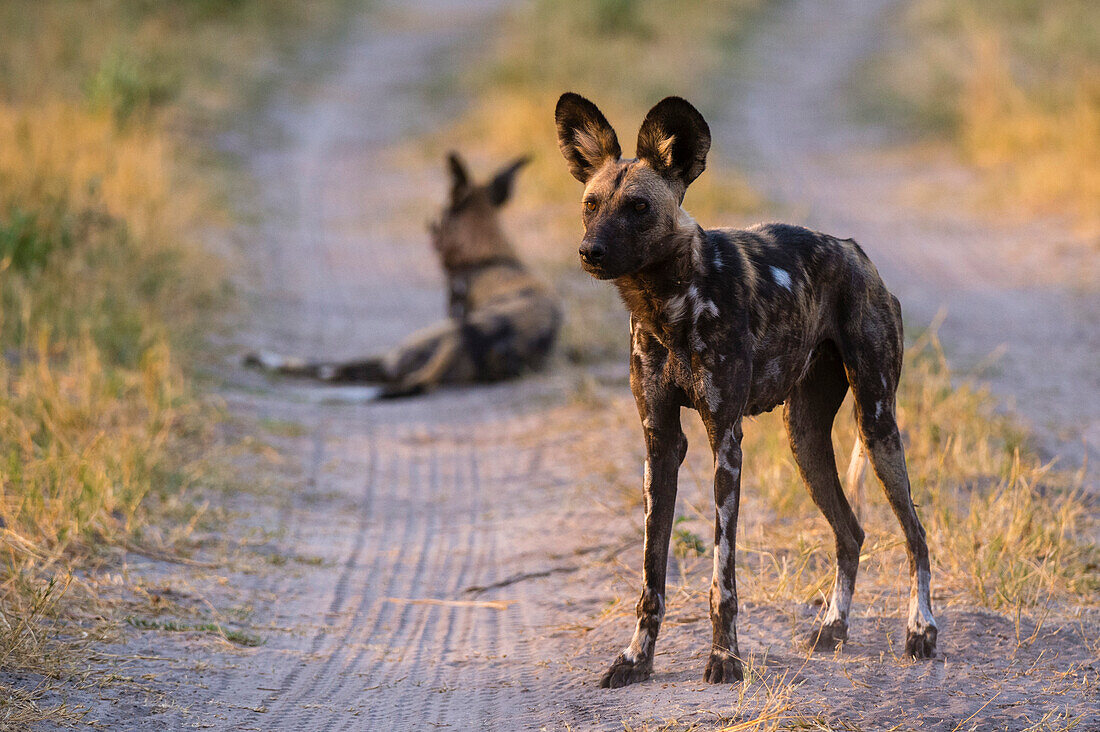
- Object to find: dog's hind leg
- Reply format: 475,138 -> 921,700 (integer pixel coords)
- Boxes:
784,341 -> 864,651
378,332 -> 463,398
843,339 -> 937,658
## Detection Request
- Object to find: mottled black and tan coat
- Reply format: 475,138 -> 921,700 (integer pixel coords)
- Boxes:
246,154 -> 561,397
555,93 -> 937,687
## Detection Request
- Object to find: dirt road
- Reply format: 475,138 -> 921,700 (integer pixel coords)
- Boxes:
53,1 -> 1098,729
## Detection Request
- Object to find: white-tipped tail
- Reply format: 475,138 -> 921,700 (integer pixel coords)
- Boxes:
845,436 -> 868,520
243,351 -> 309,373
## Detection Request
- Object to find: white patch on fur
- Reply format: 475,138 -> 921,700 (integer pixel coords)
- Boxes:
875,400 -> 884,419
908,568 -> 937,632
625,593 -> 665,661
712,543 -> 731,597
253,351 -> 292,370
692,294 -> 720,321
763,359 -> 782,382
770,266 -> 793,291
713,491 -> 738,598
716,427 -> 740,476
717,452 -> 740,478
678,208 -> 704,269
823,572 -> 854,627
665,292 -> 689,324
626,632 -> 651,660
718,489 -> 738,527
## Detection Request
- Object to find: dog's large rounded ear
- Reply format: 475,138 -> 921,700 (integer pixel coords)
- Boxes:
555,93 -> 621,183
447,151 -> 472,201
487,156 -> 529,207
636,97 -> 711,200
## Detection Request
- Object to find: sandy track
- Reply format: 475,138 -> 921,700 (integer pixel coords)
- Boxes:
208,3 -> 576,727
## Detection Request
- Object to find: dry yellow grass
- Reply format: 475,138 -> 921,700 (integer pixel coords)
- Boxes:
657,333 -> 1098,620
451,0 -> 766,210
0,1 -> 351,723
561,330 -> 1098,616
878,0 -> 1100,235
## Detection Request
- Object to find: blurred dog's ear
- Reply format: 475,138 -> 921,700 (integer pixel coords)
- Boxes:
487,156 -> 529,206
636,96 -> 711,201
447,151 -> 472,201
555,93 -> 621,183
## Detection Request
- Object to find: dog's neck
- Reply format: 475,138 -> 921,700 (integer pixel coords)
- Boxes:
614,211 -> 705,343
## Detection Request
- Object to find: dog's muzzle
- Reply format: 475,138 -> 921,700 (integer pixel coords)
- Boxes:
579,240 -> 606,266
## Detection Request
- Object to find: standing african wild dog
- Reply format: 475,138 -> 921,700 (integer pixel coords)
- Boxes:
554,93 -> 937,687
245,153 -> 561,397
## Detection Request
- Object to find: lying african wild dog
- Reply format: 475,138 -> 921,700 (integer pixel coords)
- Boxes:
554,93 -> 937,687
244,153 -> 561,398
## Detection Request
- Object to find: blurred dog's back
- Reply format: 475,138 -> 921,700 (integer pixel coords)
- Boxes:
245,153 -> 561,398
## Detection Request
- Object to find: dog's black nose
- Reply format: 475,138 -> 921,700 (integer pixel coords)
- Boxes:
579,241 -> 606,264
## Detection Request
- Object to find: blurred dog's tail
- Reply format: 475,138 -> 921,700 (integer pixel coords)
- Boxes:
844,435 -> 868,521
242,351 -> 386,382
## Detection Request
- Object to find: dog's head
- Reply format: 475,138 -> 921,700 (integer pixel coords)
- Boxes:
429,152 -> 528,270
554,94 -> 710,280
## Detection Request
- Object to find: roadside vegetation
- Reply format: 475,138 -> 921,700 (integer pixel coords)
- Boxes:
0,1 -> 347,725
875,0 -> 1100,235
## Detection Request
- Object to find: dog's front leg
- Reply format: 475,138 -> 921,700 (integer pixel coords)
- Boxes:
703,416 -> 745,683
599,393 -> 686,688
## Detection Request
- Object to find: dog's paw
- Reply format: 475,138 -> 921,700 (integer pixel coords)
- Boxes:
805,621 -> 848,652
598,653 -> 651,688
703,651 -> 743,684
904,623 -> 937,659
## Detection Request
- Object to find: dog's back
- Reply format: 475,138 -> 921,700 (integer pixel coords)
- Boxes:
420,153 -> 560,385
245,153 -> 560,396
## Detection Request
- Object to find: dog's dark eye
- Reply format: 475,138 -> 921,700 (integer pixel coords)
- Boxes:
634,201 -> 648,213
585,200 -> 597,212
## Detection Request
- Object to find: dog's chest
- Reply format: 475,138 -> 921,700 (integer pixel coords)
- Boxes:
645,304 -> 820,417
